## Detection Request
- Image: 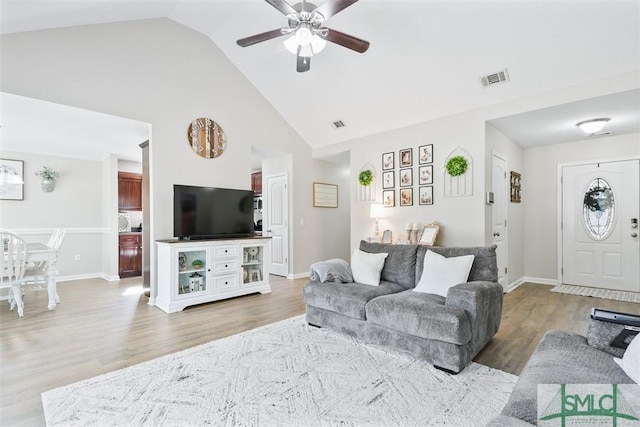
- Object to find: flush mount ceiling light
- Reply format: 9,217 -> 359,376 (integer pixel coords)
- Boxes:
576,118 -> 610,134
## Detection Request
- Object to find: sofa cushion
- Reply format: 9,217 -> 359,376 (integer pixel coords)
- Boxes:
365,290 -> 472,344
351,248 -> 388,286
303,280 -> 405,320
414,250 -> 475,297
359,240 -> 418,289
416,245 -> 498,284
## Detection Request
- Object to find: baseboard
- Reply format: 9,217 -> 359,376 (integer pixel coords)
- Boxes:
288,272 -> 310,280
506,276 -> 557,292
522,276 -> 557,286
57,273 -> 121,282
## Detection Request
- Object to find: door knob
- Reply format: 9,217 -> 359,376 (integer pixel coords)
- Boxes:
493,232 -> 500,237
632,232 -> 638,238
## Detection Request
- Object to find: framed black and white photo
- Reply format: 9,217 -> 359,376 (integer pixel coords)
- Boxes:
418,165 -> 433,185
383,190 -> 395,207
418,144 -> 433,164
382,152 -> 394,171
399,148 -> 413,167
382,171 -> 394,189
400,188 -> 413,206
399,168 -> 413,187
0,159 -> 24,201
419,186 -> 434,205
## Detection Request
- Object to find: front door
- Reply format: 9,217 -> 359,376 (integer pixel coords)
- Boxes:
265,173 -> 289,277
562,160 -> 640,291
491,153 -> 508,291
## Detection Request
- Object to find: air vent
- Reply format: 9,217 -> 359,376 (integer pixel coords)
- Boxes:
480,68 -> 510,88
332,120 -> 346,129
587,131 -> 614,138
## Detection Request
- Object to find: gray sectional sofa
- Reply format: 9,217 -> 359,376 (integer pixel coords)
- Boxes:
303,241 -> 504,373
488,318 -> 638,426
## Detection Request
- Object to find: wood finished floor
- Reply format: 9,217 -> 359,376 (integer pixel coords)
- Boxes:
1,278 -> 638,426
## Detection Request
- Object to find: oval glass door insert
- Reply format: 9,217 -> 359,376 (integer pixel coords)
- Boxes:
582,177 -> 615,240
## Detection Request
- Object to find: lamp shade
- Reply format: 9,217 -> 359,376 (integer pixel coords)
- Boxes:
576,118 -> 610,134
370,203 -> 384,219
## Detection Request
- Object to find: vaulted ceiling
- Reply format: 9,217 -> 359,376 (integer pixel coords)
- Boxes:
1,0 -> 639,161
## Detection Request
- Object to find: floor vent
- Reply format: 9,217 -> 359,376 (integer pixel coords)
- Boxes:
481,68 -> 510,88
332,120 -> 346,129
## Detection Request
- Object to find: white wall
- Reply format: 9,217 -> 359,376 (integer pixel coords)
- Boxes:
0,150 -> 110,278
314,70 -> 638,286
0,19 -> 351,287
523,132 -> 640,281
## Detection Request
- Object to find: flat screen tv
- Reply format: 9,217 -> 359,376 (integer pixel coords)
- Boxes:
174,185 -> 255,240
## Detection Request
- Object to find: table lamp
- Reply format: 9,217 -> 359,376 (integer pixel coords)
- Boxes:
370,204 -> 384,237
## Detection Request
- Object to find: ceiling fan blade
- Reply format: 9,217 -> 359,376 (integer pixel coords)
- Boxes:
313,0 -> 360,20
297,53 -> 311,72
265,0 -> 297,16
237,29 -> 287,47
322,28 -> 370,53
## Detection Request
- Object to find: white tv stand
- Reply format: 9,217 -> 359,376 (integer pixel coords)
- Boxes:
155,237 -> 271,313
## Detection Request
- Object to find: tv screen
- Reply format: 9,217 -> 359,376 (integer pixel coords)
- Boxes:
174,185 -> 255,239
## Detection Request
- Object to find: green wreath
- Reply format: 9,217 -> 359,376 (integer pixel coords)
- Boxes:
445,156 -> 468,177
359,170 -> 374,186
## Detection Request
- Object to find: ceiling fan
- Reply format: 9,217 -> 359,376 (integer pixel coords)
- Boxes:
236,0 -> 370,72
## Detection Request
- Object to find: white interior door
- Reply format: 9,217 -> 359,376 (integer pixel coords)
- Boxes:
562,160 -> 640,291
265,174 -> 289,277
492,154 -> 508,291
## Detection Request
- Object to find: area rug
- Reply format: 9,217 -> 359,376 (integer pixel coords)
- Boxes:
551,284 -> 640,303
42,316 -> 517,426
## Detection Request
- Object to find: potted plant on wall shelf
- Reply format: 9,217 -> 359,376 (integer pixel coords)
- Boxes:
35,166 -> 60,192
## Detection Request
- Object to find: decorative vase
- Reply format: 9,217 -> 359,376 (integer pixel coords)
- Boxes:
41,179 -> 55,192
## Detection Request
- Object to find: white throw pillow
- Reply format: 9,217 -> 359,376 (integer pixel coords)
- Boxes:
614,333 -> 640,383
413,250 -> 475,297
351,249 -> 388,286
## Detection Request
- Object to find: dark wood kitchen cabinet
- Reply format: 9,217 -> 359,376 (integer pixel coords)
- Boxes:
251,171 -> 262,195
118,172 -> 142,211
119,234 -> 142,278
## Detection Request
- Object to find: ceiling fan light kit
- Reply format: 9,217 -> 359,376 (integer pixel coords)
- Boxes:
237,0 -> 370,72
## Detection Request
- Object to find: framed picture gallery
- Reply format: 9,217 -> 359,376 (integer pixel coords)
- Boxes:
399,168 -> 413,187
382,171 -> 394,189
419,186 -> 433,205
418,165 -> 433,185
418,144 -> 433,165
400,188 -> 413,206
399,148 -> 412,167
383,190 -> 395,207
382,152 -> 394,171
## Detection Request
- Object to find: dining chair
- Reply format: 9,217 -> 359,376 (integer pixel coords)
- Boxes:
1,231 -> 28,318
23,229 -> 66,298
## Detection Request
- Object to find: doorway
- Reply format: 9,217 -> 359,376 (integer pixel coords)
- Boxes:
561,159 -> 640,291
264,173 -> 289,277
491,153 -> 508,291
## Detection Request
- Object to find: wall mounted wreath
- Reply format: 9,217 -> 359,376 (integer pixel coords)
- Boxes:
445,156 -> 468,177
358,169 -> 374,186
